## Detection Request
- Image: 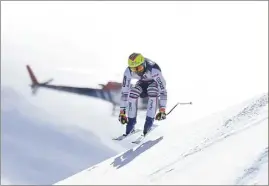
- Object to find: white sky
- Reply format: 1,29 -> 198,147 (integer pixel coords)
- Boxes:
1,1 -> 268,118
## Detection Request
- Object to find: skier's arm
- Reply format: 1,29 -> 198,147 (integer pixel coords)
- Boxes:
120,68 -> 132,110
152,69 -> 167,109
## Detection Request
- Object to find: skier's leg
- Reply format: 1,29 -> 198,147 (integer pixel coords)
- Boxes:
126,82 -> 142,134
144,81 -> 159,135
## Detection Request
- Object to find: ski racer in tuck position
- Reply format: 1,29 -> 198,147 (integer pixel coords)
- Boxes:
118,53 -> 168,136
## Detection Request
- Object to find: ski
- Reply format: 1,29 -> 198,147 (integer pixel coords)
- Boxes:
132,124 -> 159,144
132,134 -> 146,144
112,129 -> 142,141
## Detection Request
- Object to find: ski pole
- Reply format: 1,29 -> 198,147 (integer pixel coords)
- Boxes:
167,101 -> 192,116
178,102 -> 192,105
166,102 -> 179,116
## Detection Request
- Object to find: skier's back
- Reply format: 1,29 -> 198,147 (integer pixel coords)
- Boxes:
118,53 -> 167,136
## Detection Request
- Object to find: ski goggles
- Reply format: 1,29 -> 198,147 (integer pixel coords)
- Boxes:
130,64 -> 144,73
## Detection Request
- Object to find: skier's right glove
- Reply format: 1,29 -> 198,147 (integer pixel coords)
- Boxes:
118,108 -> 128,125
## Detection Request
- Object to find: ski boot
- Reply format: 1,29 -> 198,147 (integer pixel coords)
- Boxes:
124,117 -> 137,136
143,116 -> 154,136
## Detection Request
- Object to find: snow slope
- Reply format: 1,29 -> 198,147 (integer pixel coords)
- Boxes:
54,93 -> 268,185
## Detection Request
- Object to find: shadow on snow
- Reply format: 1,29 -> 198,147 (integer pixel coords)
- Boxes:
111,136 -> 163,169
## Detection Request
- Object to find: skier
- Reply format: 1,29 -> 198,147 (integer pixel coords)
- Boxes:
118,53 -> 168,136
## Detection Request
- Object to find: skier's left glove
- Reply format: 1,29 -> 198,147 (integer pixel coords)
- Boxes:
155,108 -> 167,121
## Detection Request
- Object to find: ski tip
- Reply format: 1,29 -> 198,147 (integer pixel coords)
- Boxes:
112,136 -> 125,141
112,137 -> 119,140
132,141 -> 141,144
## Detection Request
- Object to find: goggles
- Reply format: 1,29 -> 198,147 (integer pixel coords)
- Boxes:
130,64 -> 144,73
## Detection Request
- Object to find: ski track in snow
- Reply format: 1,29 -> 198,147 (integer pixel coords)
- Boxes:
235,147 -> 268,185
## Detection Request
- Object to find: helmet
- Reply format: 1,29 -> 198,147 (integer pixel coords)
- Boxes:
128,53 -> 145,68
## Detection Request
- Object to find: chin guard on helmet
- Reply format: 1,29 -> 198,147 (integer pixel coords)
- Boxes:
130,64 -> 145,73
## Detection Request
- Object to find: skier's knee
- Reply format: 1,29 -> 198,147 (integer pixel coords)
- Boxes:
147,86 -> 158,97
129,87 -> 142,99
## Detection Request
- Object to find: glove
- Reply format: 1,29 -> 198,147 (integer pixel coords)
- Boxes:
155,108 -> 167,121
118,108 -> 128,125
